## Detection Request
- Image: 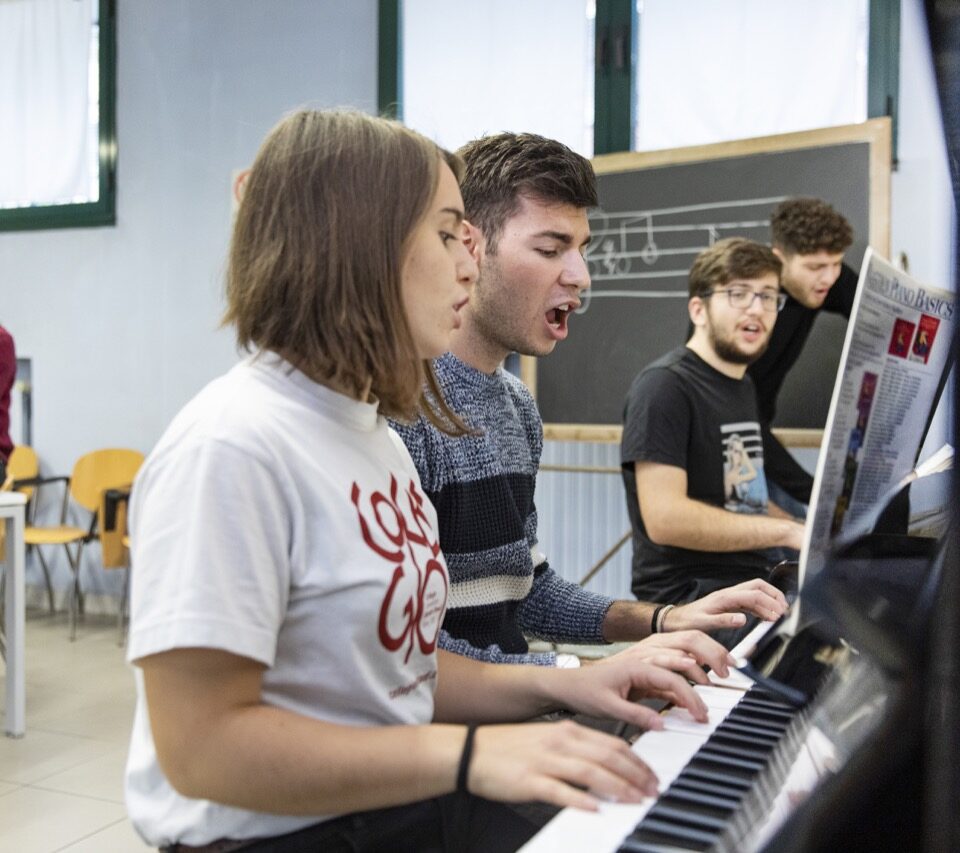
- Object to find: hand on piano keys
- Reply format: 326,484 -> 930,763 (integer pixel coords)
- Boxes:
463,660 -> 714,812
597,629 -> 739,686
520,662 -> 831,852
661,578 -> 789,634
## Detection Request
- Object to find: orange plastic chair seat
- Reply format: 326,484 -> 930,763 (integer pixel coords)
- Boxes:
24,525 -> 86,546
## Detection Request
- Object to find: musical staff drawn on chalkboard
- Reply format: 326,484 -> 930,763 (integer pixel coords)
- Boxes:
584,195 -> 788,297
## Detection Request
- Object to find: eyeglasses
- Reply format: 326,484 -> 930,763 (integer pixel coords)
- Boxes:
702,286 -> 787,313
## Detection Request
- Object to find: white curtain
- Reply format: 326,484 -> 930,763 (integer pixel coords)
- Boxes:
635,0 -> 869,151
0,0 -> 94,207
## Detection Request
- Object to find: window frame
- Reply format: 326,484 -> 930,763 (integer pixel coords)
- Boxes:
0,0 -> 117,232
379,0 -> 899,162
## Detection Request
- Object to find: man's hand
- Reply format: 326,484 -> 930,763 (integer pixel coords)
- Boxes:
600,630 -> 736,684
663,578 -> 788,634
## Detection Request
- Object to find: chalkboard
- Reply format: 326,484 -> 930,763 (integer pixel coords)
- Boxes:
523,120 -> 891,440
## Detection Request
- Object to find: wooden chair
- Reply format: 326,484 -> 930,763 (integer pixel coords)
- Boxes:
22,448 -> 144,640
1,445 -> 56,613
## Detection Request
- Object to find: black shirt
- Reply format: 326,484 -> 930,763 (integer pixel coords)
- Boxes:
621,347 -> 774,604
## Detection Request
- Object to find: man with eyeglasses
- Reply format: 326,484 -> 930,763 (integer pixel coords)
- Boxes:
621,238 -> 805,616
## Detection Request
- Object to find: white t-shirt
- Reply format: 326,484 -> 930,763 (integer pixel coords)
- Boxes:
125,356 -> 449,847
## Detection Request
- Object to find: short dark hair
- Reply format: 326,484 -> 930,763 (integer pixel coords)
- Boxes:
456,132 -> 597,251
688,238 -> 782,299
770,197 -> 854,256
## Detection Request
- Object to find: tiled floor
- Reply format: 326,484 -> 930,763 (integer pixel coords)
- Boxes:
0,610 -> 149,852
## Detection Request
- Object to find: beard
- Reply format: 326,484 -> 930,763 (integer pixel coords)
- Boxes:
707,323 -> 769,365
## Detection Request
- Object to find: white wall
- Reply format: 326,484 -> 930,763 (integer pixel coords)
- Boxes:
1,0 -> 378,603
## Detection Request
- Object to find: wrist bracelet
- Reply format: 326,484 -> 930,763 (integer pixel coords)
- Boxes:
650,605 -> 666,634
456,724 -> 478,794
656,604 -> 676,633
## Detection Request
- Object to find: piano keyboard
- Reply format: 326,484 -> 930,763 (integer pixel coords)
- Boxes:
519,681 -> 823,853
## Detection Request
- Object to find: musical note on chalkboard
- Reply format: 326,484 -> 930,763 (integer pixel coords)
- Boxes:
583,196 -> 788,301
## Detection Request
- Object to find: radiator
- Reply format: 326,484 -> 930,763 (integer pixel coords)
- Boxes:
535,440 -> 633,600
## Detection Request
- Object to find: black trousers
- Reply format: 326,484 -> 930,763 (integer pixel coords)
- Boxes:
236,792 -> 541,853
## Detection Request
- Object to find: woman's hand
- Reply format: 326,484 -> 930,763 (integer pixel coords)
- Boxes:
551,658 -> 709,731
467,720 -> 659,811
599,629 -> 736,684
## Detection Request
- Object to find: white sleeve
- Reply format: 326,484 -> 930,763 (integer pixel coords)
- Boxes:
127,437 -> 292,668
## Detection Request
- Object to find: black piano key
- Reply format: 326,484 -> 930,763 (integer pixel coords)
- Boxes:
701,737 -> 772,763
713,718 -> 784,740
723,712 -> 789,735
647,802 -> 729,831
709,727 -> 781,750
628,816 -> 718,850
732,693 -> 793,711
681,764 -> 754,790
670,776 -> 746,804
729,702 -> 794,722
736,701 -> 796,721
743,687 -> 796,707
694,750 -> 766,773
702,738 -> 770,767
661,786 -> 739,815
617,837 -> 697,853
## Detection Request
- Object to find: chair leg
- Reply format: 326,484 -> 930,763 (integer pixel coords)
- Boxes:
34,546 -> 57,614
65,542 -> 84,642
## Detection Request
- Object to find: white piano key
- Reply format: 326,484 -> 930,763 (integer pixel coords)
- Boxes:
690,684 -> 747,709
661,705 -> 733,735
709,667 -> 756,690
518,685 -> 745,853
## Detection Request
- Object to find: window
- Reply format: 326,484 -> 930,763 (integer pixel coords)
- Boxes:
382,0 -> 898,158
0,0 -> 116,231
388,0 -> 596,156
633,0 -> 870,151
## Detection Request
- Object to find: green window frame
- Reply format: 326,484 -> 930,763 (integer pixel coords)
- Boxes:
0,0 -> 117,232
380,0 -> 898,162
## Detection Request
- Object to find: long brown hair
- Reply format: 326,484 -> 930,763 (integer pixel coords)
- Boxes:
224,109 -> 466,432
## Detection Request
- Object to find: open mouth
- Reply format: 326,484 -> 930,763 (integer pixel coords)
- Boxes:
739,321 -> 764,340
546,304 -> 572,331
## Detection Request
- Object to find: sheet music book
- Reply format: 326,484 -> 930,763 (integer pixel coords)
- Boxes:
785,249 -> 956,635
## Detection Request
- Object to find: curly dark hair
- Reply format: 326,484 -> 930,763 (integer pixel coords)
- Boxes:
770,198 -> 853,256
456,133 -> 597,252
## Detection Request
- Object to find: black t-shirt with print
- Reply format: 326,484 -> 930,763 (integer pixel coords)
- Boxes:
621,347 -> 775,604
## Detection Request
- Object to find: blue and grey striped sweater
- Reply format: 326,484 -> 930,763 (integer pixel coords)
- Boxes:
391,352 -> 613,666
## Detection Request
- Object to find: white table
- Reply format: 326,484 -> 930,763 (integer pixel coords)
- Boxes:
1,491 -> 27,737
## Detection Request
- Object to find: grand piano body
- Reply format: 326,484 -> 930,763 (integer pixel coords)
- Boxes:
521,525 -> 946,853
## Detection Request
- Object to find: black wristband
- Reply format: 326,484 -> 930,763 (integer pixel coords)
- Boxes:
456,725 -> 478,794
650,605 -> 666,635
